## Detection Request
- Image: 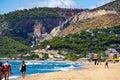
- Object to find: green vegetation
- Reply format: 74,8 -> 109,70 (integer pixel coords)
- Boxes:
0,7 -> 62,45
43,53 -> 49,59
21,54 -> 39,60
0,7 -> 83,46
0,35 -> 31,58
0,0 -> 120,59
66,53 -> 79,61
37,25 -> 120,57
0,7 -> 83,58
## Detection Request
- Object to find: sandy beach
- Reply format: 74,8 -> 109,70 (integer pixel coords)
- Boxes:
17,62 -> 120,80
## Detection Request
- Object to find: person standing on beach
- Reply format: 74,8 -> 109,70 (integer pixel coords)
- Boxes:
105,58 -> 109,68
3,60 -> 12,80
20,60 -> 26,79
0,62 -> 3,80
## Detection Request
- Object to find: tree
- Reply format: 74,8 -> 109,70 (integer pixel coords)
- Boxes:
43,53 -> 49,59
66,53 -> 79,61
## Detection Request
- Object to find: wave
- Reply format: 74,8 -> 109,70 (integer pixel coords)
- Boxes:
35,65 -> 77,71
9,76 -> 20,79
54,65 -> 78,71
25,62 -> 42,65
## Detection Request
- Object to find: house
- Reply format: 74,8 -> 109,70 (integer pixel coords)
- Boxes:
33,49 -> 66,60
86,53 -> 98,60
105,48 -> 120,58
115,31 -> 120,37
33,49 -> 46,59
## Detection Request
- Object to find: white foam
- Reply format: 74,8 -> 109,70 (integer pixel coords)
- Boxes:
54,65 -> 76,71
25,62 -> 42,65
9,76 -> 20,79
2,76 -> 20,80
68,65 -> 75,68
60,67 -> 69,71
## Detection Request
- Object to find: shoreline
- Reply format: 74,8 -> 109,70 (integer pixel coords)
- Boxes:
15,62 -> 91,80
16,62 -> 120,80
7,61 -> 84,80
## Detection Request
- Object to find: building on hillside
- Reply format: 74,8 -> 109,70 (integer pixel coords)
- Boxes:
105,48 -> 120,58
86,29 -> 93,34
116,45 -> 120,50
115,31 -> 120,37
33,49 -> 47,59
86,53 -> 98,60
33,49 -> 66,60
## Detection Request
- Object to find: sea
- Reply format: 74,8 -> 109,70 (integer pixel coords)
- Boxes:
1,61 -> 85,80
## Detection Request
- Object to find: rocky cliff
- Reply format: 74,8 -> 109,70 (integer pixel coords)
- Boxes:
61,10 -> 120,35
45,10 -> 119,39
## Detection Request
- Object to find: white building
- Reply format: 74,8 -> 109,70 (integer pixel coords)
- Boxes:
105,48 -> 120,58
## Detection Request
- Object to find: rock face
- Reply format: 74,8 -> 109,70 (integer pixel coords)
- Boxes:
34,20 -> 46,37
64,10 -> 119,35
44,10 -> 117,39
47,17 -> 74,39
34,10 -> 117,40
27,8 -> 83,42
72,10 -> 116,22
32,0 -> 120,42
32,9 -> 84,41
34,10 -> 117,39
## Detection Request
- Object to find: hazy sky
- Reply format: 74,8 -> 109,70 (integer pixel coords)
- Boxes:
0,0 -> 115,14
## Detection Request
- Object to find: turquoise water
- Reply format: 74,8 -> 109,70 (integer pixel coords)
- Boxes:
1,61 -> 84,79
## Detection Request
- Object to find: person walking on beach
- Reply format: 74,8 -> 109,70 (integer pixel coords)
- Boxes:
105,58 -> 109,69
0,62 -> 3,80
20,60 -> 26,79
3,60 -> 12,80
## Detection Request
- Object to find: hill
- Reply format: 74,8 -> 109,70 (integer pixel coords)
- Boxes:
57,0 -> 120,35
36,25 -> 120,57
1,0 -> 120,58
35,0 -> 120,58
0,35 -> 31,58
0,7 -> 83,58
61,12 -> 120,35
0,7 -> 83,45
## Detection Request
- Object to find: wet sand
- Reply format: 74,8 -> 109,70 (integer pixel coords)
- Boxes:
17,62 -> 120,80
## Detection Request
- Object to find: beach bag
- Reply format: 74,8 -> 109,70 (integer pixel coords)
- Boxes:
3,65 -> 9,71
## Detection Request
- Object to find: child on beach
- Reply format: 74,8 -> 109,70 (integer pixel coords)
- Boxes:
20,60 -> 26,79
105,58 -> 109,68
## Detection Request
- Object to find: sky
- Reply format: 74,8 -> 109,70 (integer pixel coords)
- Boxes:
0,0 -> 115,14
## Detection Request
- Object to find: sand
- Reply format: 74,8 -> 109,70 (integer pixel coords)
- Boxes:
16,62 -> 120,80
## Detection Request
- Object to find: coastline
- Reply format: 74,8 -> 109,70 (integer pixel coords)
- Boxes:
16,62 -> 120,80
7,61 -> 83,80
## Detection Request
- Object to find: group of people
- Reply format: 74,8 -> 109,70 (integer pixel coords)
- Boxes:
91,58 -> 109,68
0,60 -> 26,80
